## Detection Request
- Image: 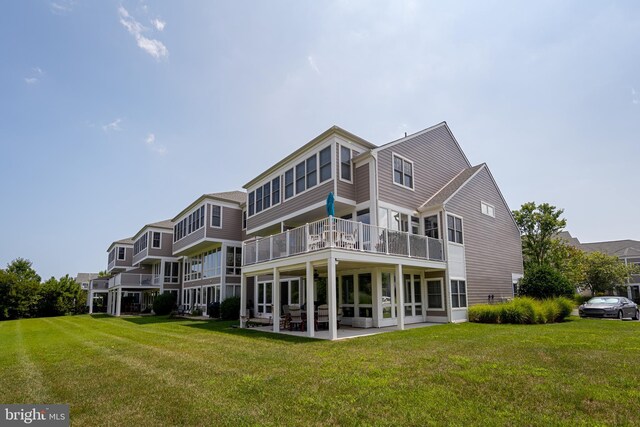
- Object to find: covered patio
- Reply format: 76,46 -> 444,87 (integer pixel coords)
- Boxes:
246,321 -> 443,340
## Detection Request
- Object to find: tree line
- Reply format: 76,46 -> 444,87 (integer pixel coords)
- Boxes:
513,202 -> 638,299
0,258 -> 86,320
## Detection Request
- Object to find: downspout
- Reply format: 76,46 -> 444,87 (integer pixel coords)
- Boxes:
442,207 -> 453,323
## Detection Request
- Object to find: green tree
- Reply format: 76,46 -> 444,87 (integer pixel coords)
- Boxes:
512,202 -> 567,268
38,275 -> 86,317
6,258 -> 41,283
97,270 -> 110,278
581,251 -> 637,296
547,240 -> 586,287
518,264 -> 575,299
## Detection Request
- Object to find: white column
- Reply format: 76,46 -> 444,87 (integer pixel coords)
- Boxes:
115,288 -> 122,316
306,261 -> 315,338
328,256 -> 338,340
396,264 -> 405,330
273,268 -> 280,332
240,274 -> 247,327
107,291 -> 112,315
88,290 -> 94,314
159,260 -> 165,295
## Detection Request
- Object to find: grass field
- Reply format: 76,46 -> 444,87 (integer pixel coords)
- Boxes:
1,315 -> 639,426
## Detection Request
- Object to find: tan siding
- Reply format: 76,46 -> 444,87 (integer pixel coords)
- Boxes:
377,125 -> 470,211
444,167 -> 523,306
172,227 -> 206,254
355,164 -> 370,204
115,247 -> 133,268
206,205 -> 243,241
247,180 -> 334,232
148,232 -> 174,257
335,145 -> 356,201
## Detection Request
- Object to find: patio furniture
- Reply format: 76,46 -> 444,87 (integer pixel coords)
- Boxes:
316,304 -> 329,330
289,307 -> 305,331
280,305 -> 291,329
308,234 -> 322,251
340,231 -> 357,249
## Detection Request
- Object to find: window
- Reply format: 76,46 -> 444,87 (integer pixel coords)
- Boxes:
272,177 -> 280,205
164,262 -> 180,283
424,215 -> 439,239
447,215 -> 463,244
427,280 -> 443,309
256,187 -> 263,213
108,249 -> 115,263
202,248 -> 222,278
481,201 -> 495,218
381,272 -> 393,318
411,216 -> 420,235
358,273 -> 372,317
173,205 -> 206,242
295,161 -> 305,194
391,211 -> 409,232
117,247 -> 125,260
242,210 -> 247,230
211,205 -> 222,228
451,280 -> 467,308
226,246 -> 242,275
356,209 -> 370,225
393,154 -> 413,189
248,192 -> 255,216
263,182 -> 271,210
306,155 -> 317,188
284,169 -> 294,199
340,145 -> 352,181
134,233 -> 147,255
319,146 -> 332,182
152,232 -> 161,249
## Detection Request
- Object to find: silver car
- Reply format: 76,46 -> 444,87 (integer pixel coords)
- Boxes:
579,297 -> 639,320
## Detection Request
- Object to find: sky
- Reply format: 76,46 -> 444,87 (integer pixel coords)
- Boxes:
1,1 -> 639,280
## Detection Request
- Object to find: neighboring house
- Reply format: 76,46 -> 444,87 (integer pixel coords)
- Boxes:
559,231 -> 640,302
170,191 -> 246,313
239,122 -> 524,339
75,273 -> 98,291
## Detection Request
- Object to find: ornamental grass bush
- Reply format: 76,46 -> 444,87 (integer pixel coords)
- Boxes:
468,297 -> 573,324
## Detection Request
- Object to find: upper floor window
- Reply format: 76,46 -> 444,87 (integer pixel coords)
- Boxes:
481,201 -> 495,218
424,215 -> 439,239
117,247 -> 126,260
411,216 -> 420,235
134,233 -> 148,255
108,249 -> 115,263
152,232 -> 161,249
284,169 -> 294,200
393,154 -> 413,189
173,205 -> 205,242
272,176 -> 280,205
226,246 -> 242,275
256,187 -> 263,212
340,145 -> 352,181
319,146 -> 332,182
263,182 -> 271,210
242,210 -> 247,230
249,177 -> 281,217
248,192 -> 255,216
447,215 -> 463,244
211,205 -> 222,228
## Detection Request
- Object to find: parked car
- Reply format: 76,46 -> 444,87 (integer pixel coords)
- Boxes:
579,297 -> 639,320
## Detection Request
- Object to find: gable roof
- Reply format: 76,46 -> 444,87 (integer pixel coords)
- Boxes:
132,219 -> 175,241
418,164 -> 485,212
107,237 -> 133,252
560,231 -> 640,258
171,190 -> 245,222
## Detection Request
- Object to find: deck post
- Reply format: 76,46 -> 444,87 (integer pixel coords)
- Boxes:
240,274 -> 247,328
273,268 -> 280,332
115,287 -> 122,317
396,264 -> 405,330
328,255 -> 338,340
107,290 -> 112,315
306,261 -> 315,338
88,290 -> 94,314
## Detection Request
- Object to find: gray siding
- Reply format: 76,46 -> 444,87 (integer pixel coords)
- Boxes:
148,232 -> 174,257
172,227 -> 206,254
444,167 -> 523,306
377,125 -> 470,211
114,247 -> 133,268
335,145 -> 356,201
206,205 -> 243,241
247,180 -> 333,232
132,244 -> 148,266
355,164 -> 370,204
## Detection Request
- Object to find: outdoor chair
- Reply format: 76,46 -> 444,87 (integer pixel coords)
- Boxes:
308,234 -> 322,251
280,305 -> 291,329
289,307 -> 305,331
316,304 -> 329,330
340,231 -> 357,249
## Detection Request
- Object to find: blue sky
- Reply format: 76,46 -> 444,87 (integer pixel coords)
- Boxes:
1,1 -> 639,279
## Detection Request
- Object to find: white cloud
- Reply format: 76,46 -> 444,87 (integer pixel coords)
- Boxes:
307,55 -> 321,75
152,18 -> 166,31
24,77 -> 38,85
50,0 -> 74,14
145,133 -> 167,155
102,118 -> 123,132
632,88 -> 639,105
118,6 -> 168,60
24,67 -> 44,85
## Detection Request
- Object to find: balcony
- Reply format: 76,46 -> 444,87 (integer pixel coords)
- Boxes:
108,273 -> 155,288
151,275 -> 181,286
242,217 -> 444,266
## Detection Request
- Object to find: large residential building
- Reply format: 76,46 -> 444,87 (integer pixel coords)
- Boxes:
93,122 -> 524,340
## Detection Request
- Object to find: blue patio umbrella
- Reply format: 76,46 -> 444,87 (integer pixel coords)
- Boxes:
326,192 -> 335,217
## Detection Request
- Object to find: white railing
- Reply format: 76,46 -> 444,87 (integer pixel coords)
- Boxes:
108,273 -> 155,288
242,217 -> 444,266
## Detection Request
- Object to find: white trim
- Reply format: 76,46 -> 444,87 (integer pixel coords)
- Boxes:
245,200 -> 327,235
338,144 -> 353,184
391,152 -> 415,191
172,237 -> 243,256
117,246 -> 126,260
426,278 -> 444,310
446,213 -> 464,245
151,231 -> 162,249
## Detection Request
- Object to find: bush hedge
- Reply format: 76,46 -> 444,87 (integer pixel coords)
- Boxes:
153,292 -> 176,316
518,264 -> 574,299
220,296 -> 241,320
468,297 -> 574,324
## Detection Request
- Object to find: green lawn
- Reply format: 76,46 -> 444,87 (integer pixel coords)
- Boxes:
1,315 -> 639,426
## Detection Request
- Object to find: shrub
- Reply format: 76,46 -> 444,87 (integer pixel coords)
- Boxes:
519,264 -> 574,299
152,292 -> 176,316
468,297 -> 573,324
220,296 -> 241,320
191,308 -> 203,316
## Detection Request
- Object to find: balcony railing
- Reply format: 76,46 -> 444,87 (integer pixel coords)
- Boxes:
242,217 -> 444,266
108,273 -> 155,288
151,275 -> 181,286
